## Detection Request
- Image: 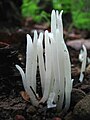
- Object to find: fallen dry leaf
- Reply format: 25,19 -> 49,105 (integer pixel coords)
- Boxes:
20,91 -> 30,101
86,64 -> 90,74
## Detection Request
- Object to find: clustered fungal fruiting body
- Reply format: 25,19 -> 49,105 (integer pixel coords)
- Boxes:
16,10 -> 73,112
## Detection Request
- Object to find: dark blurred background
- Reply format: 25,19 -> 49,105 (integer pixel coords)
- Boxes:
0,0 -> 90,31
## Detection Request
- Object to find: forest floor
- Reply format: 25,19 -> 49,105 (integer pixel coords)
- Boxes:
0,19 -> 90,120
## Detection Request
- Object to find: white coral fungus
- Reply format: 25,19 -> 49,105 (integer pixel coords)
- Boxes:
16,10 -> 72,112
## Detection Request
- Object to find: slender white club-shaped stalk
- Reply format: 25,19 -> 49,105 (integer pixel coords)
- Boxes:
63,43 -> 72,112
57,10 -> 63,41
79,45 -> 87,82
30,31 -> 38,92
55,29 -> 65,111
16,32 -> 39,106
51,10 -> 56,37
50,10 -> 72,112
51,10 -> 64,111
49,33 -> 60,103
39,30 -> 52,103
15,65 -> 26,90
37,32 -> 45,93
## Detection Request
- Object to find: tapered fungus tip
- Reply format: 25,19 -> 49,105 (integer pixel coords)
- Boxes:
45,30 -> 48,34
26,34 -> 32,40
82,44 -> 87,53
51,10 -> 56,21
15,64 -> 19,69
52,10 -> 55,14
34,30 -> 37,36
26,34 -> 30,38
34,30 -> 37,33
34,30 -> 38,39
15,64 -> 17,67
39,32 -> 43,40
60,10 -> 63,20
26,33 -> 33,45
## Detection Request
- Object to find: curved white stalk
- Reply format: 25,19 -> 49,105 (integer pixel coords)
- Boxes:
37,32 -> 46,93
15,65 -> 26,90
79,45 -> 87,82
63,44 -> 72,112
55,29 -> 65,111
15,65 -> 38,105
25,34 -> 33,86
79,49 -> 83,62
39,30 -> 52,103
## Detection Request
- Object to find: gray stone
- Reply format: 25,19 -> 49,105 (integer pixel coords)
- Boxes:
73,95 -> 90,120
71,88 -> 86,108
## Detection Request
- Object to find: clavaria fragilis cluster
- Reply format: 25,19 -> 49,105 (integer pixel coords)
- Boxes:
16,10 -> 73,112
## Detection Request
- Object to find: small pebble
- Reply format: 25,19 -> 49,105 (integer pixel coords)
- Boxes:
71,88 -> 86,107
73,95 -> 90,120
27,105 -> 36,114
66,39 -> 90,50
86,64 -> 90,74
52,117 -> 62,120
15,115 -> 25,120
